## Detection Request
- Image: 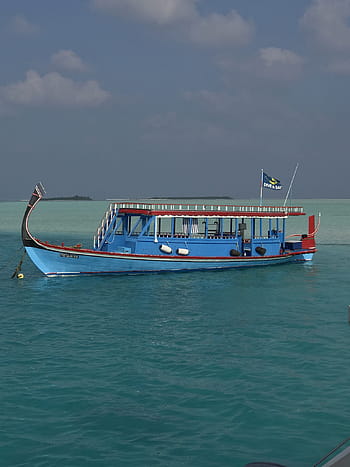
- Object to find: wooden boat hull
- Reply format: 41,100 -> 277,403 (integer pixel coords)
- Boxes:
25,243 -> 314,277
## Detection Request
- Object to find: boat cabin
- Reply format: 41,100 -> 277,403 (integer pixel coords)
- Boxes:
94,202 -> 305,258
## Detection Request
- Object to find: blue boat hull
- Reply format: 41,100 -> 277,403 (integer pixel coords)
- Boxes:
25,245 -> 313,277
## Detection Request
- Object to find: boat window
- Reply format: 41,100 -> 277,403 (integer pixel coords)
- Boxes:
195,218 -> 206,237
172,217 -> 206,238
207,218 -> 221,237
144,217 -> 155,236
114,217 -> 124,235
158,217 -> 172,237
174,218 -> 187,237
182,218 -> 190,235
238,218 -> 250,241
252,219 -> 282,239
222,218 -> 236,238
128,216 -> 143,236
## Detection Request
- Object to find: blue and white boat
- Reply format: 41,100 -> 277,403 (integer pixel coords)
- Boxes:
22,183 -> 318,277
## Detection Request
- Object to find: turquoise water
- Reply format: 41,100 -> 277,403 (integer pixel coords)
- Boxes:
1,200 -> 350,466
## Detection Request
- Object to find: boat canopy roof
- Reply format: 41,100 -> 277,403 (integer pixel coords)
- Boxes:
110,201 -> 305,218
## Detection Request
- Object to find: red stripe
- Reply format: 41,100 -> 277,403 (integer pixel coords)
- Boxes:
36,239 -> 316,260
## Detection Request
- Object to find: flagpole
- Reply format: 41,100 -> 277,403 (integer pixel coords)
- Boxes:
283,163 -> 299,206
259,169 -> 264,206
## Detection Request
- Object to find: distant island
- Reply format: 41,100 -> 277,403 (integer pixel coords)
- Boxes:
42,195 -> 92,201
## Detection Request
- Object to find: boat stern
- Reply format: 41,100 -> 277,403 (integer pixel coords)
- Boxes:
301,214 -> 317,250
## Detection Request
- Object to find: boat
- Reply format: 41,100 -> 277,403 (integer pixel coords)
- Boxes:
21,183 -> 318,277
244,436 -> 350,466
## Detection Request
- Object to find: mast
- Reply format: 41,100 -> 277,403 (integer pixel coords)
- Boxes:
283,163 -> 299,206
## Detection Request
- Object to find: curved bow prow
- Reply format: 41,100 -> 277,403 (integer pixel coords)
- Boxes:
21,183 -> 46,247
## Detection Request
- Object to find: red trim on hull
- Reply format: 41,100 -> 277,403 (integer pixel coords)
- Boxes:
34,238 -> 316,261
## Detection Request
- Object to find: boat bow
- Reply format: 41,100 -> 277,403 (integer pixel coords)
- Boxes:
21,183 -> 46,248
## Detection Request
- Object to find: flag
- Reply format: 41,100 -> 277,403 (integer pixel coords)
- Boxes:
263,172 -> 282,190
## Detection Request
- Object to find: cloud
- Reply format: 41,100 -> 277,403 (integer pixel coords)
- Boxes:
145,111 -> 177,129
188,10 -> 253,47
91,0 -> 196,25
217,47 -> 305,81
0,70 -> 110,109
301,0 -> 350,51
260,47 -> 304,67
51,50 -> 89,72
8,15 -> 39,35
92,0 -> 253,47
256,47 -> 305,82
258,47 -> 305,79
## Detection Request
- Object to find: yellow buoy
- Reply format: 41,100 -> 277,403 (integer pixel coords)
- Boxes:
17,273 -> 24,279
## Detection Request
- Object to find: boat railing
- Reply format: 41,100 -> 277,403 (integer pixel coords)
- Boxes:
114,232 -> 281,240
111,202 -> 304,215
94,204 -> 118,249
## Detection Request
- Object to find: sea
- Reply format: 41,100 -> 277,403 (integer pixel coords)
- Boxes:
1,198 -> 350,467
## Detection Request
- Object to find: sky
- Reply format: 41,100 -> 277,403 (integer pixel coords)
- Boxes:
1,0 -> 350,200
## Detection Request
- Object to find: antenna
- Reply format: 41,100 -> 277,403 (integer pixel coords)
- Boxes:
283,163 -> 299,206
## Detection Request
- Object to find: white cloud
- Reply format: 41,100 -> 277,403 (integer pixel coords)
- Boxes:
51,50 -> 89,72
188,10 -> 253,47
254,47 -> 305,80
91,0 -> 196,25
145,111 -> 177,129
9,15 -> 39,35
217,48 -> 305,81
260,47 -> 304,67
0,70 -> 110,109
92,0 -> 253,47
301,0 -> 350,50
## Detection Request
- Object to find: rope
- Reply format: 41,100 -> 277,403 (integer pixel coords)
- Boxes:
0,246 -> 25,274
10,249 -> 27,279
